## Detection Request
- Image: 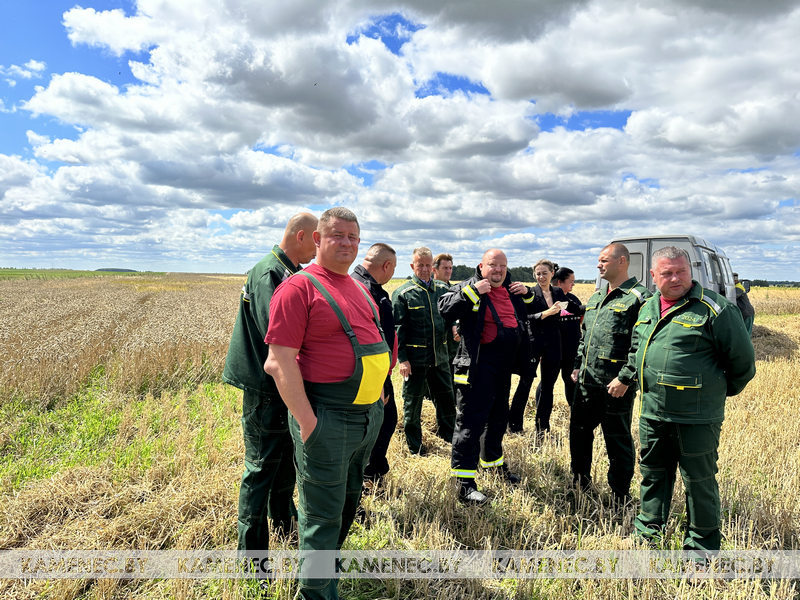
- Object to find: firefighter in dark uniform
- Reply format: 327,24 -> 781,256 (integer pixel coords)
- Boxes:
438,249 -> 534,504
733,272 -> 755,336
351,243 -> 399,483
633,246 -> 755,552
223,212 -> 318,553
569,242 -> 650,504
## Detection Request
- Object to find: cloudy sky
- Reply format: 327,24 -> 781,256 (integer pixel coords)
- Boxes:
2,0 -> 799,280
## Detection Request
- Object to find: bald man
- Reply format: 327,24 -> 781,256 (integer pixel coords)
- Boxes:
351,243 -> 399,483
438,249 -> 534,504
223,212 -> 318,555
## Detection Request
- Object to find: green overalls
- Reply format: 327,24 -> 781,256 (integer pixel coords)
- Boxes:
291,272 -> 389,600
632,283 -> 755,553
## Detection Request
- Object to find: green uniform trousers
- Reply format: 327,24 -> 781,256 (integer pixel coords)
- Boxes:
290,401 -> 383,600
569,383 -> 636,499
237,390 -> 297,552
635,418 -> 723,552
401,363 -> 456,453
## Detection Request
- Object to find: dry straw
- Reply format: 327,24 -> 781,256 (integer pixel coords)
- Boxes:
1,276 -> 798,599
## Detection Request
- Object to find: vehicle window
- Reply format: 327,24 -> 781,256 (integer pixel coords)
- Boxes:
629,253 -> 644,285
720,257 -> 733,284
702,250 -> 715,282
704,251 -> 723,284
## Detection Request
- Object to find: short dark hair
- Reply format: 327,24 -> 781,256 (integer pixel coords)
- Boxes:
604,242 -> 630,263
365,243 -> 396,263
433,253 -> 453,268
318,207 -> 359,234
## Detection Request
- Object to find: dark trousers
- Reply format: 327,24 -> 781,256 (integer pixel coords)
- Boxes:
363,377 -> 396,480
451,335 -> 516,475
237,390 -> 297,552
290,401 -> 383,600
509,343 -> 560,431
569,384 -> 635,498
401,363 -> 456,452
559,351 -> 578,407
634,418 -> 723,552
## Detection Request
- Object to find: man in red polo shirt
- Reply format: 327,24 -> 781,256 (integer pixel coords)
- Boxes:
265,207 -> 390,600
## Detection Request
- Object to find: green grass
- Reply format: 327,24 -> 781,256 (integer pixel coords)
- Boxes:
0,268 -> 164,281
0,379 -> 241,493
0,388 -> 122,491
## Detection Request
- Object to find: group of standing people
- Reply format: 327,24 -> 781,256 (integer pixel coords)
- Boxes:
223,208 -> 756,600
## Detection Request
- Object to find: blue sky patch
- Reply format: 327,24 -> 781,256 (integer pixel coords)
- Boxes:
253,144 -> 294,158
346,13 -> 424,55
415,72 -> 490,98
536,109 -> 632,132
622,173 -> 660,189
208,209 -> 239,220
345,160 -> 389,187
1,0 -> 148,155
0,117 -> 83,158
725,167 -> 767,174
207,221 -> 232,236
778,199 -> 798,208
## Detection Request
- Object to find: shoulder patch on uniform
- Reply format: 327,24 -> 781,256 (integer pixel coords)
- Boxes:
629,287 -> 644,301
700,297 -> 720,315
397,283 -> 416,296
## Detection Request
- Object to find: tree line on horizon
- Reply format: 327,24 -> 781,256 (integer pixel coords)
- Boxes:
402,268 -> 792,287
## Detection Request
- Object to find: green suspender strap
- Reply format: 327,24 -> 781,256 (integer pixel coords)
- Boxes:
297,272 -> 390,406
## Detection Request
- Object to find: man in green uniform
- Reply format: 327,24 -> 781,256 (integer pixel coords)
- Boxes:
569,243 -> 650,504
392,247 -> 457,454
223,212 -> 318,555
433,252 -> 460,380
633,246 -> 755,553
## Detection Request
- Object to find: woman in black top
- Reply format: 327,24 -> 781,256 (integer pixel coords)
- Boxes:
508,260 -> 581,435
537,266 -> 585,409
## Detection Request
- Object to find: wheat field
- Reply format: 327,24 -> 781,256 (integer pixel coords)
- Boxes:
1,275 -> 798,599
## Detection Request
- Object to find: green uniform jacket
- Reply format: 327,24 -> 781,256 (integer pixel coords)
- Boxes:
632,281 -> 756,424
392,275 -> 451,366
575,276 -> 650,389
222,245 -> 300,394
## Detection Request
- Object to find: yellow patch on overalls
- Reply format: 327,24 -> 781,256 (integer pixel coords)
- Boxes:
352,351 -> 390,405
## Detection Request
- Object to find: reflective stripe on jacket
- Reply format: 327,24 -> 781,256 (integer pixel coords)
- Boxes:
437,266 -> 534,377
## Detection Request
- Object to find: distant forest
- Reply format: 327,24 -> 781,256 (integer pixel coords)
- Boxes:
406,267 -> 795,287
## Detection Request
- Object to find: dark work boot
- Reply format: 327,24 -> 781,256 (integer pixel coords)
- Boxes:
457,479 -> 488,506
493,464 -> 521,485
